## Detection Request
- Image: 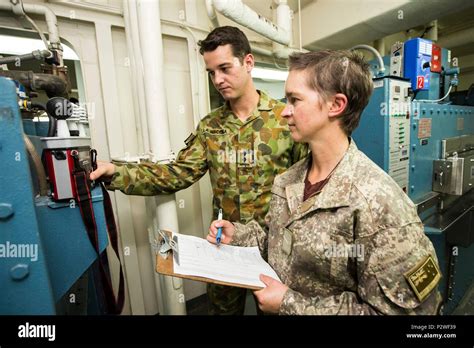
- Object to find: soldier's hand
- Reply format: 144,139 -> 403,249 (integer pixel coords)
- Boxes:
253,274 -> 289,313
207,219 -> 235,245
90,161 -> 116,181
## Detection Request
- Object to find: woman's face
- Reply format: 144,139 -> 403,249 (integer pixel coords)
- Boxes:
281,70 -> 330,143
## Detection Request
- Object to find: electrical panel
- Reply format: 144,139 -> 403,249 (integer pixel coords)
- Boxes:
388,80 -> 412,192
404,38 -> 432,91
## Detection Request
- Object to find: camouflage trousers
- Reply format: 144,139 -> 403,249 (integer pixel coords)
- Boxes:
207,283 -> 263,315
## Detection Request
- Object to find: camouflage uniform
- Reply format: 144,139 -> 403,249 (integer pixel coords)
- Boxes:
106,90 -> 308,314
232,140 -> 442,315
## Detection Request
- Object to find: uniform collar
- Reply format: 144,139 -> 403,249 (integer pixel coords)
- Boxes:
275,139 -> 358,222
220,90 -> 273,120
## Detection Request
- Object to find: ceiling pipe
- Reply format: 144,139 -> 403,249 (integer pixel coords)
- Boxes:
0,1 -> 63,65
205,0 -> 219,28
212,0 -> 291,46
272,0 -> 292,60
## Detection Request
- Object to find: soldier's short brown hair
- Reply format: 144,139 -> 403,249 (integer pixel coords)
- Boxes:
288,50 -> 373,135
198,26 -> 251,62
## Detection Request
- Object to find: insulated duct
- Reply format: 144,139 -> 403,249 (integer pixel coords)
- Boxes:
212,0 -> 291,46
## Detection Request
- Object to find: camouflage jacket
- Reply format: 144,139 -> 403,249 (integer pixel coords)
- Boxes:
232,140 -> 442,315
106,90 -> 308,226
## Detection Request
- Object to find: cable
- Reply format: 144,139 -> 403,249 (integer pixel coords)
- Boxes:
17,0 -> 52,57
416,85 -> 453,103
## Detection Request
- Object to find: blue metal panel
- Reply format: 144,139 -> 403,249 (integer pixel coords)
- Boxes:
0,77 -> 110,314
35,187 -> 109,301
352,78 -> 389,171
0,77 -> 56,314
409,104 -> 474,201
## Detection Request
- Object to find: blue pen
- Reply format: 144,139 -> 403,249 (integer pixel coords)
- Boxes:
216,209 -> 223,246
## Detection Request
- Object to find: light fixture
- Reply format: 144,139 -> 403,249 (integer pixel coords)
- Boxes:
252,67 -> 288,81
0,35 -> 80,61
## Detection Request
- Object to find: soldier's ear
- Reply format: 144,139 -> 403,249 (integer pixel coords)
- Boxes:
244,53 -> 254,72
328,93 -> 348,118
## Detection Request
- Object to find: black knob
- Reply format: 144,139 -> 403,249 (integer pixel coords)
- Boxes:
46,97 -> 74,120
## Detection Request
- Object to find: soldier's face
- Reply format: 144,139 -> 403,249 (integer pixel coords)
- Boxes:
204,44 -> 253,100
282,70 -> 330,142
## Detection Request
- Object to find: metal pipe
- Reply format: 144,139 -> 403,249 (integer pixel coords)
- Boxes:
272,0 -> 292,59
0,50 -> 51,65
0,70 -> 68,98
212,0 -> 291,45
136,0 -> 186,315
350,44 -> 386,75
205,0 -> 219,28
0,1 -> 63,65
123,0 -> 149,153
23,134 -> 48,196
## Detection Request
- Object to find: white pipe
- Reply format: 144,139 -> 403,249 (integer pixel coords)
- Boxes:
276,0 -> 291,44
205,0 -> 219,28
350,44 -> 386,74
298,0 -> 302,52
22,3 -> 60,47
124,0 -> 149,153
272,0 -> 291,60
136,0 -> 186,315
212,0 -> 291,45
0,2 -> 62,63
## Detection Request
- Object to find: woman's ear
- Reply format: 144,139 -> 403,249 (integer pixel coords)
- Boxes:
328,93 -> 348,118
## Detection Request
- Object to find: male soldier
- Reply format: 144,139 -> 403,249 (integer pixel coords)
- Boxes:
90,26 -> 307,315
207,50 -> 442,315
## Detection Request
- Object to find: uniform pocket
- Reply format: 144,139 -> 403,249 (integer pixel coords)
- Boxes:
375,268 -> 422,309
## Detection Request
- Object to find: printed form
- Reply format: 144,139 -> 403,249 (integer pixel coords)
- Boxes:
172,233 -> 281,288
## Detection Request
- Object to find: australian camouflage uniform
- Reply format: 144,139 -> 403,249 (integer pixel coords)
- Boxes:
106,90 -> 308,314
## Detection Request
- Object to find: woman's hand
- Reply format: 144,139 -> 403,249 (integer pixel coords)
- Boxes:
207,219 -> 235,245
253,274 -> 289,313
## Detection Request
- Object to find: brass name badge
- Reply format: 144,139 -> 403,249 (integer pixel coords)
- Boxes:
282,228 -> 293,256
404,254 -> 441,302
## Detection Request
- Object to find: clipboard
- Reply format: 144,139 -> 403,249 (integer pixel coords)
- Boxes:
154,230 -> 262,290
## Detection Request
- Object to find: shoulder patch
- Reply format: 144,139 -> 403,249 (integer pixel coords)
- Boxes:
404,254 -> 441,302
184,133 -> 196,146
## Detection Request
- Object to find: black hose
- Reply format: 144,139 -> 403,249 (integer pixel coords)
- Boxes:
29,101 -> 56,137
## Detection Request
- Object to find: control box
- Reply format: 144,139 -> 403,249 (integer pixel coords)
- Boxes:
404,38 -> 432,91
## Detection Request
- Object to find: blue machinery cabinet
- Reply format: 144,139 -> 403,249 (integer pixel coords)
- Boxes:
0,77 -> 109,314
353,76 -> 474,314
